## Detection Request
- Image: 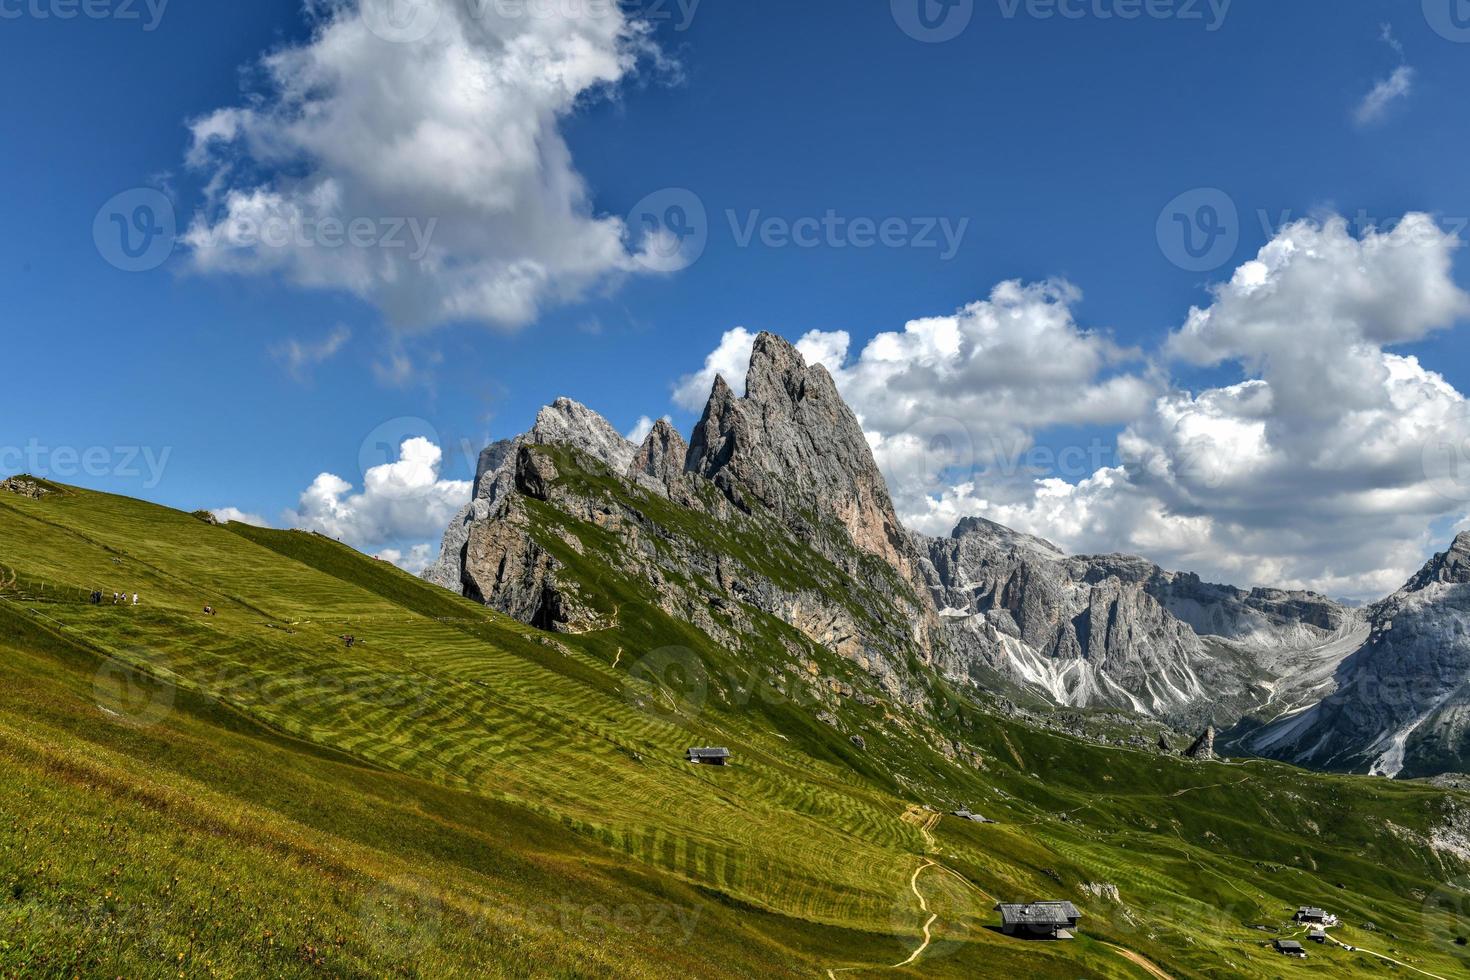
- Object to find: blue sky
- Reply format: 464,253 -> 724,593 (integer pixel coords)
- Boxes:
5,0 -> 1470,596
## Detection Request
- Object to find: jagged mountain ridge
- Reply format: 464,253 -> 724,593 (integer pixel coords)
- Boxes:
423,332 -> 1467,772
1235,533 -> 1470,777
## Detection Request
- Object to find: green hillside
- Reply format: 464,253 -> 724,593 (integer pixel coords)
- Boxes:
3,480 -> 1470,978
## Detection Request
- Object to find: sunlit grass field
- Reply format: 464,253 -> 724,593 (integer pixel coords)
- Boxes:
3,480 -> 1469,978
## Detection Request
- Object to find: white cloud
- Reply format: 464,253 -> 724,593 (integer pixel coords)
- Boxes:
211,507 -> 272,527
285,436 -> 471,563
271,325 -> 351,382
375,543 -> 437,575
674,283 -> 1155,529
980,215 -> 1470,598
185,0 -> 666,330
676,214 -> 1470,599
625,414 -> 671,443
1355,65 -> 1414,126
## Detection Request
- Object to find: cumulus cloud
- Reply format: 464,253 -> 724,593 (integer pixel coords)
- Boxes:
184,0 -> 667,330
676,214 -> 1470,599
271,325 -> 351,382
677,283 -> 1157,527
374,543 -> 437,575
284,436 -> 470,571
971,215 -> 1470,598
211,507 -> 272,527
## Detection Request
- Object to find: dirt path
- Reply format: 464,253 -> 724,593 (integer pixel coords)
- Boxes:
1101,942 -> 1176,980
894,860 -> 940,968
825,852 -> 992,978
1325,934 -> 1452,980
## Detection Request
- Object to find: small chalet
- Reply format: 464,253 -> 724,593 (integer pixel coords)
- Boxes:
1294,906 -> 1339,927
994,901 -> 1081,939
1273,939 -> 1307,959
686,747 -> 731,766
1308,927 -> 1328,943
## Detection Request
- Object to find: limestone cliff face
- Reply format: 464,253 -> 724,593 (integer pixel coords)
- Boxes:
628,419 -> 688,497
685,333 -> 917,583
1239,533 -> 1470,777
422,398 -> 637,591
916,519 -> 1238,719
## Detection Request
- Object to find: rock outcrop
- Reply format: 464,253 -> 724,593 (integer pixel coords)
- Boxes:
628,419 -> 689,496
1184,726 -> 1216,761
917,520 -> 1254,720
685,333 -> 917,582
1238,534 -> 1470,777
422,399 -> 637,591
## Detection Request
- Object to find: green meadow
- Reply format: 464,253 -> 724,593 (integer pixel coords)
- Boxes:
3,480 -> 1469,978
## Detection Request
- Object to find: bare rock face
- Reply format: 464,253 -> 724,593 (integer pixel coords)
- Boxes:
1237,533 -> 1470,777
422,399 -> 636,591
1148,571 -> 1355,650
461,493 -> 607,634
685,333 -> 916,581
917,519 -> 1232,718
530,397 -> 637,476
628,419 -> 688,496
1184,726 -> 1216,760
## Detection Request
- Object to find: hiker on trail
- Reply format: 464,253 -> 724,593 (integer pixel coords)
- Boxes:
90,591 -> 101,605
132,593 -> 139,606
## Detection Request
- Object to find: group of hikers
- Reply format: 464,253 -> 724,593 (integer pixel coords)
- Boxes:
90,590 -> 138,606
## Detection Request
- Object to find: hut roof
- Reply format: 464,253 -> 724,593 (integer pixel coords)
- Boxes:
994,901 -> 1081,925
686,747 -> 731,759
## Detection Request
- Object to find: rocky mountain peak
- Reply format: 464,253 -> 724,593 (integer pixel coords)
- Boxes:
952,516 -> 1065,558
529,397 -> 637,476
629,419 -> 688,492
685,333 -> 914,578
1404,532 -> 1470,592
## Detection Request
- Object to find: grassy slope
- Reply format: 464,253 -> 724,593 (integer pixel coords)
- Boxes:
1,483 -> 1468,979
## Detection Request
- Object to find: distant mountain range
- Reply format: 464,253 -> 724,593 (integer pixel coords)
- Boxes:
425,332 -> 1470,778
